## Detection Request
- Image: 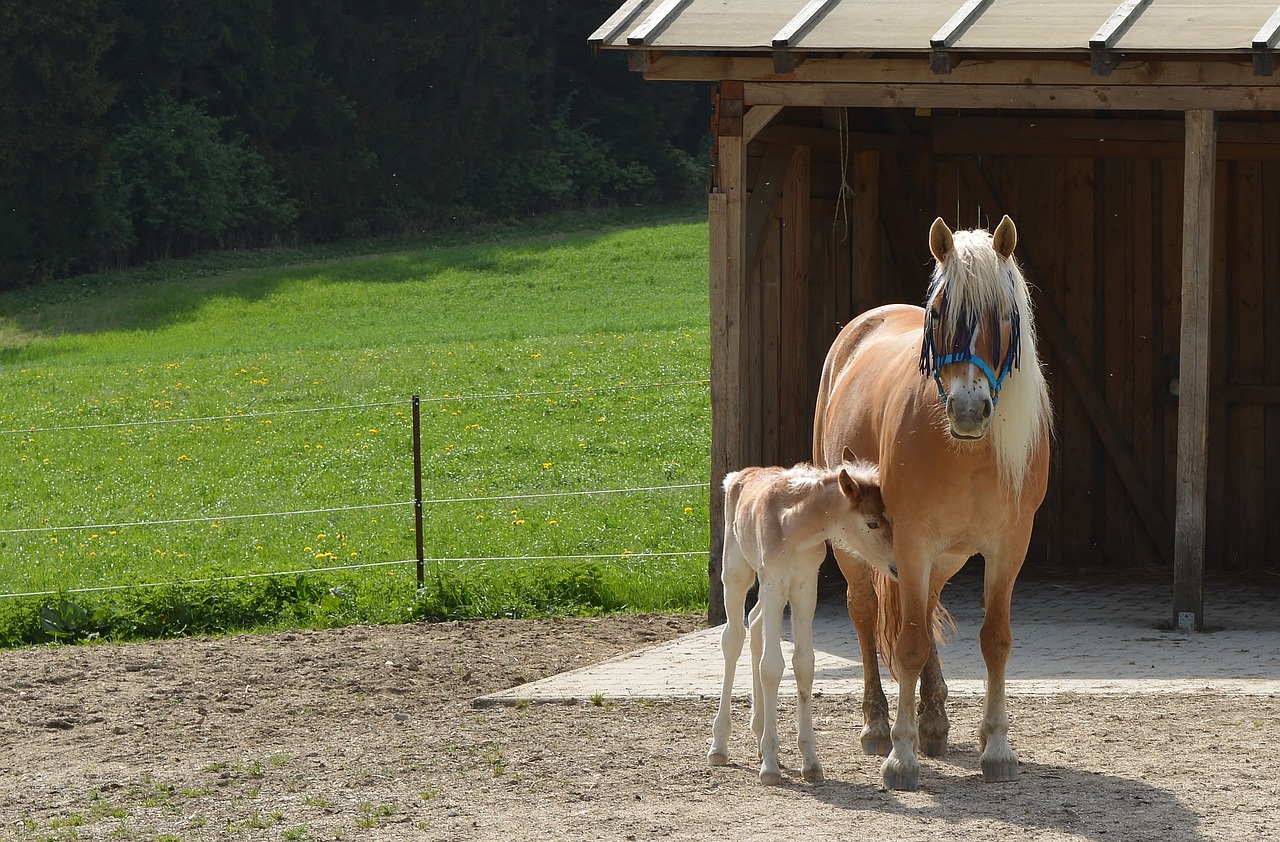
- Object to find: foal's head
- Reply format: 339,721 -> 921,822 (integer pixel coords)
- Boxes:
920,215 -> 1026,440
829,452 -> 894,563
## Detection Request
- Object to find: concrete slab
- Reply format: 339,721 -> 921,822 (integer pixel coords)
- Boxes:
476,572 -> 1280,706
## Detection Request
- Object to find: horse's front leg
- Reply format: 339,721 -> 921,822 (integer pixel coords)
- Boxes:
789,573 -> 824,783
882,566 -> 932,791
978,564 -> 1020,782
835,549 -> 891,755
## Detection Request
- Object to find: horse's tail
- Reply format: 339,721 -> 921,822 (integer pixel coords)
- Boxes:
873,572 -> 957,681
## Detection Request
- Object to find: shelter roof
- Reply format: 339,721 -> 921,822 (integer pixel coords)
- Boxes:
592,0 -> 1280,55
591,0 -> 1280,80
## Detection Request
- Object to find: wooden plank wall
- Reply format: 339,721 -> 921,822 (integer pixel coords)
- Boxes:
733,109 -> 1280,576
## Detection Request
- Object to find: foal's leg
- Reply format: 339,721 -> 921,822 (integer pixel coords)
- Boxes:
708,542 -> 754,767
978,554 -> 1024,782
834,548 -> 891,756
754,578 -> 787,785
790,569 -> 824,783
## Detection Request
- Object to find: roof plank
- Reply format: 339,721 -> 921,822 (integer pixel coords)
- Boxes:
1091,0 -> 1153,75
773,0 -> 841,48
589,0 -> 652,47
931,0 -> 995,48
1254,6 -> 1280,74
627,0 -> 693,46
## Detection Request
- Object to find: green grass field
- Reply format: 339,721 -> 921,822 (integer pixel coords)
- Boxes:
0,205 -> 713,645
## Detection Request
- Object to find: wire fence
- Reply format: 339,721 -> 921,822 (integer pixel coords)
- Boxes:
0,380 -> 712,601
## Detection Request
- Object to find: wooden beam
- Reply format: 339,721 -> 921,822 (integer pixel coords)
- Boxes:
743,81 -> 1280,112
1173,110 -> 1218,633
588,0 -> 649,49
1090,0 -> 1153,77
641,53 -> 1277,88
930,0 -> 994,74
1253,6 -> 1280,76
707,131 -> 747,626
627,0 -> 691,46
956,156 -> 1176,566
779,145 -> 812,464
743,105 -> 784,145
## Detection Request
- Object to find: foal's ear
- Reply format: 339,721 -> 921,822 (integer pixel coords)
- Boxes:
838,468 -> 861,504
992,214 -> 1017,258
841,445 -> 856,463
929,217 -> 954,263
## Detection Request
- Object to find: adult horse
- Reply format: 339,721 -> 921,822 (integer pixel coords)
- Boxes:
812,215 -> 1052,791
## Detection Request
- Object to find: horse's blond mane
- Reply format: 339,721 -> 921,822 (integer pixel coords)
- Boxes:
929,228 -> 1053,498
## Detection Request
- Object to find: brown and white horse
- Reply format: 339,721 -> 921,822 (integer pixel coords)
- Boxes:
812,215 -> 1052,791
708,458 -> 893,785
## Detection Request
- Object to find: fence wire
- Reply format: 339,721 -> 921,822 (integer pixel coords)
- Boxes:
1,380 -> 712,601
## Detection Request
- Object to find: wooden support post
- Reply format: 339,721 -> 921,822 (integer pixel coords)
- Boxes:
780,145 -> 811,466
1173,110 -> 1217,632
708,83 -> 747,625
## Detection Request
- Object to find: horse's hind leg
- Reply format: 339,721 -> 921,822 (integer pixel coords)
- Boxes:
790,574 -> 824,783
708,542 -> 753,767
835,549 -> 891,756
754,579 -> 787,785
917,643 -> 950,757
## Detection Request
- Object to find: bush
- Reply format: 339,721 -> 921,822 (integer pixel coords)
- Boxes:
97,94 -> 296,262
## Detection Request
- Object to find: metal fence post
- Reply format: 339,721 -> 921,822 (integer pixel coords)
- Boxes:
412,395 -> 425,590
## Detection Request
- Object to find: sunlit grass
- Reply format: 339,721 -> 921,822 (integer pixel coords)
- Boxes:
0,207 -> 712,645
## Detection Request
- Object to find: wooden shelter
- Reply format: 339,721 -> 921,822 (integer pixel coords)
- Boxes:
592,0 -> 1280,628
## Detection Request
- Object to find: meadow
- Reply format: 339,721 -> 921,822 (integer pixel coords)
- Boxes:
0,206 -> 712,645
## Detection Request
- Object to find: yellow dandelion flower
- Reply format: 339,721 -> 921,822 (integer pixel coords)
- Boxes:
684,507 -> 694,514
542,462 -> 553,470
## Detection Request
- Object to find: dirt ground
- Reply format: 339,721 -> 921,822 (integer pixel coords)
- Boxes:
1,614 -> 1277,841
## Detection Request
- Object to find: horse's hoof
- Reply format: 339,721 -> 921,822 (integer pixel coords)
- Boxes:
707,750 -> 729,767
862,737 -> 892,756
919,736 -> 947,758
860,723 -> 892,756
882,769 -> 919,791
802,764 -> 825,784
981,759 -> 1018,783
880,755 -> 920,791
759,769 -> 783,786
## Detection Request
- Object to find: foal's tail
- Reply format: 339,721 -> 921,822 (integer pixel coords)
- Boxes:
873,571 -> 957,681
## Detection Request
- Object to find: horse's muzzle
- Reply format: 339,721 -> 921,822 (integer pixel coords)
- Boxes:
946,394 -> 993,439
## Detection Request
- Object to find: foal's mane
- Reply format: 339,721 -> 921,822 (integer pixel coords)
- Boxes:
927,227 -> 1052,497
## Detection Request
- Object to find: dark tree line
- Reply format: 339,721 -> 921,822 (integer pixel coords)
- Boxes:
0,0 -> 707,287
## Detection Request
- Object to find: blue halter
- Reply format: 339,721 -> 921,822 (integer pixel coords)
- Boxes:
919,301 -> 1021,407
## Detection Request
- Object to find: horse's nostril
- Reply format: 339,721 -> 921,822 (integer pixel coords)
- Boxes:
982,401 -> 993,419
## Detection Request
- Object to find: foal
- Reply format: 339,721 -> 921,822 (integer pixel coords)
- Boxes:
707,456 -> 893,784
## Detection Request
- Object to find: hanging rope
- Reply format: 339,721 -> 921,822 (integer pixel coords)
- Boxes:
833,107 -> 853,243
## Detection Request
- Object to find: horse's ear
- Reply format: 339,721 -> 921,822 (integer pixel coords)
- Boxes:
838,469 -> 861,505
929,217 -> 954,263
992,214 -> 1017,258
841,446 -> 856,464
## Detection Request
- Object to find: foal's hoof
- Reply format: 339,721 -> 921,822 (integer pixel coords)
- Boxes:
758,769 -> 783,786
707,750 -> 729,767
802,764 -> 825,784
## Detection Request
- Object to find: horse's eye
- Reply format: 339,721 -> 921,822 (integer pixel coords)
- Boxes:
866,520 -> 880,530
929,308 -> 941,323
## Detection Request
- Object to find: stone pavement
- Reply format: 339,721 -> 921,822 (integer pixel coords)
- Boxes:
476,571 -> 1280,706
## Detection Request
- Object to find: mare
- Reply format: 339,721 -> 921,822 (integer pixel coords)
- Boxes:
708,457 -> 893,785
812,215 -> 1052,791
